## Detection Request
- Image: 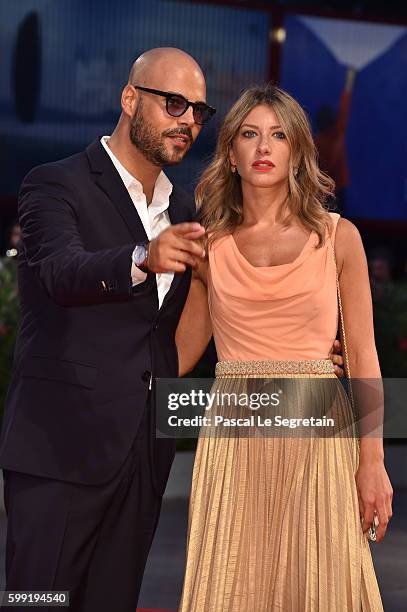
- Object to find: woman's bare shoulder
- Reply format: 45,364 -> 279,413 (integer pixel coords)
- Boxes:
335,217 -> 363,247
335,217 -> 365,271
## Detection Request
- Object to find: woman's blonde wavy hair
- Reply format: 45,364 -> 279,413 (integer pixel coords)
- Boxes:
196,84 -> 335,247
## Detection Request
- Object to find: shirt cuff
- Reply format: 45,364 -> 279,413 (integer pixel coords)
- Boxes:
131,261 -> 148,286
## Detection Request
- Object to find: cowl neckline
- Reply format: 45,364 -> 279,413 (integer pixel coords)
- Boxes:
228,230 -> 317,272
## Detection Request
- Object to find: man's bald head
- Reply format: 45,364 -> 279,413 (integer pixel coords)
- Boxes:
113,47 -> 209,170
128,47 -> 205,92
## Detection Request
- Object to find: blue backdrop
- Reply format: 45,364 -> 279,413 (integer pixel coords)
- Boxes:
281,15 -> 407,220
0,0 -> 269,195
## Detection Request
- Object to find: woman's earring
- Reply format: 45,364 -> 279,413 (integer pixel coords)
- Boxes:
293,167 -> 299,178
231,164 -> 237,174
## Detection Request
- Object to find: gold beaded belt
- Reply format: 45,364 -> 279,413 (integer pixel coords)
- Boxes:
215,359 -> 335,377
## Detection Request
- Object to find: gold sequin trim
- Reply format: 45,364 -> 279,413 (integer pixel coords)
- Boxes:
215,359 -> 335,378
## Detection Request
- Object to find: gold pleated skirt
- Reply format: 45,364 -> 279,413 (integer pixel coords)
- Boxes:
178,360 -> 383,612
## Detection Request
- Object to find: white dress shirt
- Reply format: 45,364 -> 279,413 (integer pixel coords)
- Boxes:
100,136 -> 174,308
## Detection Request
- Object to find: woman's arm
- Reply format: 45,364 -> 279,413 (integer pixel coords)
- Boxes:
335,219 -> 381,372
335,218 -> 393,542
335,219 -> 383,442
175,260 -> 212,377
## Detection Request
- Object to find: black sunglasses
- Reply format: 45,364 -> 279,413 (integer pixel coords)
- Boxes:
133,85 -> 216,125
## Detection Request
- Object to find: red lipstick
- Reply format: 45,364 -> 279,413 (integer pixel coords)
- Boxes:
252,159 -> 275,171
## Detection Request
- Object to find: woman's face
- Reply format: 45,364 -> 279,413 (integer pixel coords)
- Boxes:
230,104 -> 291,190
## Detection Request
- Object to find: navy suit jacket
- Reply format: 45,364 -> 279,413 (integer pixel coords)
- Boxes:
0,139 -> 194,492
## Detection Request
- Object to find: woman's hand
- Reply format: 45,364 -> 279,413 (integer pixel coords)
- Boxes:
355,459 -> 393,543
328,339 -> 344,378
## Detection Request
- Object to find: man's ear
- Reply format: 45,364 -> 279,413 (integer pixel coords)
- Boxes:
121,84 -> 137,119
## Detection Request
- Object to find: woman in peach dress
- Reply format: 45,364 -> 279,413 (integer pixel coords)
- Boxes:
175,85 -> 392,611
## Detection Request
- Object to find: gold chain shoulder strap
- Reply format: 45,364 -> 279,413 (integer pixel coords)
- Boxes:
330,232 -> 380,539
329,237 -> 356,417
329,233 -> 381,540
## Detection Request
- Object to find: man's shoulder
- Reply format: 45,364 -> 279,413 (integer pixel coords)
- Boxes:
171,183 -> 194,204
170,183 -> 196,220
22,138 -> 107,189
23,149 -> 89,186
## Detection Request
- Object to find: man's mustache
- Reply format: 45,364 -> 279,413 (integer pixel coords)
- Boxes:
162,127 -> 193,144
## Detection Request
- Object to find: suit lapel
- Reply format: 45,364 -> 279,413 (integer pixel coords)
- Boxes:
86,139 -> 148,243
86,139 -> 195,311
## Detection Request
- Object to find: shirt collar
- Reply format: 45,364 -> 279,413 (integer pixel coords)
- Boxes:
100,136 -> 173,209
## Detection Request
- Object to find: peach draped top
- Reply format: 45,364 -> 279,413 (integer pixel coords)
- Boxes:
208,212 -> 340,362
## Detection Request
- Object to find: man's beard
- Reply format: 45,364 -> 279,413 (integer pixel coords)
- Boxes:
129,100 -> 192,167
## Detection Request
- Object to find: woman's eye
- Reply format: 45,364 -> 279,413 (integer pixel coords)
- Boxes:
242,130 -> 257,138
273,131 -> 286,139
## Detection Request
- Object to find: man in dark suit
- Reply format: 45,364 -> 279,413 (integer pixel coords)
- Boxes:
0,47 -> 213,611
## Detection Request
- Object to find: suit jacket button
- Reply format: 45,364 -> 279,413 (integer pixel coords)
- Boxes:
141,370 -> 151,382
153,321 -> 159,331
